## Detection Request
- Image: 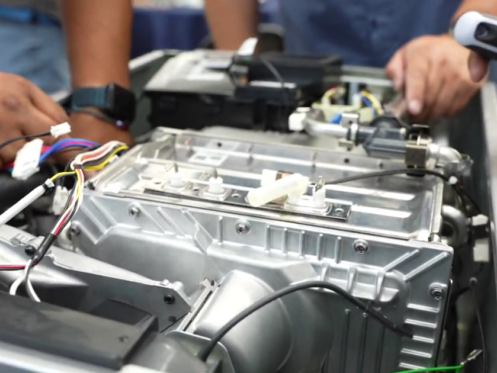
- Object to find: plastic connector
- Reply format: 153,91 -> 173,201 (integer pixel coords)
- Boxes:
52,186 -> 71,215
207,177 -> 224,194
12,139 -> 43,180
312,186 -> 326,208
50,122 -> 71,138
247,173 -> 309,207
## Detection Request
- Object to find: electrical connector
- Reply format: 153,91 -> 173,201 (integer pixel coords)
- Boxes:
50,122 -> 71,138
12,139 -> 43,180
52,186 -> 71,215
207,176 -> 224,194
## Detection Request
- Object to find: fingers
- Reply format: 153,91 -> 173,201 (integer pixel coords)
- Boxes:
28,82 -> 68,124
468,52 -> 489,83
385,49 -> 405,91
404,50 -> 430,117
20,109 -> 60,145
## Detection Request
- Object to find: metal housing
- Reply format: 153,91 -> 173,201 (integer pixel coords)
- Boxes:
70,128 -> 454,372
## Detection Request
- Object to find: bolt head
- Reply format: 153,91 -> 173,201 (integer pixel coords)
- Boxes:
235,220 -> 250,235
353,239 -> 369,254
164,294 -> 175,304
430,287 -> 444,300
129,207 -> 140,217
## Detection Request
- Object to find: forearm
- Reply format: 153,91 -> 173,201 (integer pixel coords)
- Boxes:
59,0 -> 132,88
205,0 -> 258,50
453,0 -> 497,21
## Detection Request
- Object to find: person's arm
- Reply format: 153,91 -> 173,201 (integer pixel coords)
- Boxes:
204,0 -> 259,50
452,0 -> 497,21
59,0 -> 133,144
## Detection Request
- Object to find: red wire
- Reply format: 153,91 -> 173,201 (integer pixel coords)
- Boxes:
0,264 -> 25,270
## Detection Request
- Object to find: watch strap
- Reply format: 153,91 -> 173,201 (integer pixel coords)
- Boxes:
71,87 -> 109,110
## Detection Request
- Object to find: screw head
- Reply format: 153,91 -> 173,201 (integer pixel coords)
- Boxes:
24,245 -> 36,257
430,286 -> 444,300
129,207 -> 140,217
164,294 -> 176,304
353,239 -> 369,254
235,220 -> 251,235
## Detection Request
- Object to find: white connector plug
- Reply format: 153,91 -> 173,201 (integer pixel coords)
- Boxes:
52,186 -> 71,215
50,122 -> 71,138
247,173 -> 309,207
12,139 -> 43,180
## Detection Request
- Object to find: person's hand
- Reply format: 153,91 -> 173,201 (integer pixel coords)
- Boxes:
386,35 -> 486,120
468,52 -> 489,83
0,73 -> 68,168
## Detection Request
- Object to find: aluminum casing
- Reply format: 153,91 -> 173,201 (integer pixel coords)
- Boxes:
71,128 -> 453,372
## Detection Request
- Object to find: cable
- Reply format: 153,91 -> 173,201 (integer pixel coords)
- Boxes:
0,131 -> 51,152
360,90 -> 383,115
70,108 -> 128,130
470,278 -> 488,373
258,55 -> 288,125
323,168 -> 481,216
392,366 -> 462,373
196,280 -> 413,361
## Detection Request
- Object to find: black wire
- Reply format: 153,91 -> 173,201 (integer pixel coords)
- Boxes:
196,280 -> 413,361
323,168 -> 481,216
258,56 -> 288,126
0,131 -> 51,152
470,278 -> 488,373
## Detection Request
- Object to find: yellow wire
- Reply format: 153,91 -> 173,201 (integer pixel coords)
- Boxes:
49,171 -> 76,181
360,90 -> 382,115
83,146 -> 128,171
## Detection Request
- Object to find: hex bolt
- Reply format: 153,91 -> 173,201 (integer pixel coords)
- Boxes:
430,286 -> 444,301
128,206 -> 140,217
164,294 -> 176,304
235,220 -> 251,235
353,239 -> 369,254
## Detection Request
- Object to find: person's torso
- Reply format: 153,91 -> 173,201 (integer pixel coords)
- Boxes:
279,0 -> 463,67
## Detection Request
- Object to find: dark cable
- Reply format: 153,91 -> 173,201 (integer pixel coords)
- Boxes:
197,280 -> 413,361
69,108 -> 128,130
470,278 -> 488,373
258,56 -> 288,125
0,130 -> 51,152
323,168 -> 481,215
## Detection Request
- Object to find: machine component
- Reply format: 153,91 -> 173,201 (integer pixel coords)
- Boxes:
144,49 -> 345,133
58,128 -> 458,372
293,107 -> 472,175
453,11 -> 497,60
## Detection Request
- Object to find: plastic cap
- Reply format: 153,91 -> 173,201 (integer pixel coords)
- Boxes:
50,122 -> 71,138
208,177 -> 224,194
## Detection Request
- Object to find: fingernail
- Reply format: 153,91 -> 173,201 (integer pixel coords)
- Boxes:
409,100 -> 422,115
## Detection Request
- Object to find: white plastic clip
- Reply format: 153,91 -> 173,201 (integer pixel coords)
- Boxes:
247,173 -> 309,207
12,139 -> 43,180
50,122 -> 71,138
52,186 -> 71,215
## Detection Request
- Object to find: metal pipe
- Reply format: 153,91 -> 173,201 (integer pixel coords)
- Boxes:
427,143 -> 462,166
441,205 -> 468,248
303,117 -> 348,138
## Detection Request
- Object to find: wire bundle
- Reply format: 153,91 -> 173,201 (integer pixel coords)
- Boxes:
6,140 -> 128,301
3,138 -> 98,171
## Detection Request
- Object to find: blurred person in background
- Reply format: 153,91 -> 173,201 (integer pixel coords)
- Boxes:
0,0 -> 133,168
205,0 -> 497,120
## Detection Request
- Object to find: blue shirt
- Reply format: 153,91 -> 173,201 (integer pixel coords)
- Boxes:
279,0 -> 463,67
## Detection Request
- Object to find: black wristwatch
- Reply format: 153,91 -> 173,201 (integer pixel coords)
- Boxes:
69,83 -> 136,129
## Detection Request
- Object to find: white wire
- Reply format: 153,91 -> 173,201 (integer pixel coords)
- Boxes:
25,266 -> 40,302
9,260 -> 31,296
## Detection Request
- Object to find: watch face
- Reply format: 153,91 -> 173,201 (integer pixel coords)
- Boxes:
107,84 -> 137,123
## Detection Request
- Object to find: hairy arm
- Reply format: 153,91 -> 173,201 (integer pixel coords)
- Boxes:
204,0 -> 259,50
58,0 -> 133,144
59,0 -> 132,88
